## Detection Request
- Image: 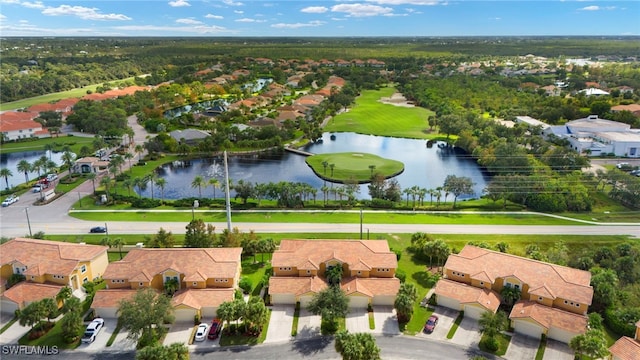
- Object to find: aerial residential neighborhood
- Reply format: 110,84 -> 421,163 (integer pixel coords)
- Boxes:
1,33 -> 640,360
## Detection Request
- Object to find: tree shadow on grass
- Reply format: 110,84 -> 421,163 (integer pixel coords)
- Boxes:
411,271 -> 438,289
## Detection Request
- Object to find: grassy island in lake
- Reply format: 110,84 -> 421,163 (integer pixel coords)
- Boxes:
306,152 -> 404,183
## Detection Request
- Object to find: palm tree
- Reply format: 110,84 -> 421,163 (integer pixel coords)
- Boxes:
369,164 -> 376,178
156,178 -> 166,204
478,310 -> 508,340
100,176 -> 112,202
122,178 -> 134,197
17,160 -> 32,183
87,173 -> 97,194
394,292 -> 414,323
124,152 -> 134,169
44,144 -> 55,161
134,144 -> 144,162
191,175 -> 205,198
0,168 -> 13,189
56,286 -> 73,310
326,264 -> 343,287
329,163 -> 335,177
61,150 -> 75,172
208,178 -> 220,199
32,157 -> 44,179
321,161 -> 329,175
133,177 -> 147,198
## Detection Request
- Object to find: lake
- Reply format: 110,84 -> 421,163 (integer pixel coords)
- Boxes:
1,151 -> 64,189
137,132 -> 490,201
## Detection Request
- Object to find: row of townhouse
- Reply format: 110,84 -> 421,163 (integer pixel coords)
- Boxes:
5,238 -> 638,358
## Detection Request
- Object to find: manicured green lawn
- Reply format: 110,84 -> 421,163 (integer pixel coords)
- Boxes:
479,333 -> 512,356
0,135 -> 95,155
0,76 -> 142,111
306,152 -> 404,183
68,210 -> 585,226
18,320 -> 80,349
324,87 -> 434,139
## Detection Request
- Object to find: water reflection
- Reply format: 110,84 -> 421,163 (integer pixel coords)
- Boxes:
138,133 -> 490,201
0,151 -> 64,188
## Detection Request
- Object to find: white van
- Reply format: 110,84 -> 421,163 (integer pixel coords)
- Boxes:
95,148 -> 107,157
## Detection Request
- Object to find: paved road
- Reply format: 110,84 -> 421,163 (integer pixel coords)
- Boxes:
1,334 -> 497,360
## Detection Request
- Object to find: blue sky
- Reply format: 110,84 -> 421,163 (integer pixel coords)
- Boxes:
0,0 -> 638,37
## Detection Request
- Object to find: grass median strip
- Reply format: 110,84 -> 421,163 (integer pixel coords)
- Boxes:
68,210 -> 585,225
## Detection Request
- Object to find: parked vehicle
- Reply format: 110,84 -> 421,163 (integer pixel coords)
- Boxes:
81,318 -> 104,343
1,195 -> 19,207
208,319 -> 222,340
195,323 -> 208,342
46,173 -> 58,181
423,315 -> 439,333
90,226 -> 107,233
32,183 -> 49,192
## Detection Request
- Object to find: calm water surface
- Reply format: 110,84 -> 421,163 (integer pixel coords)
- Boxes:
138,133 -> 490,201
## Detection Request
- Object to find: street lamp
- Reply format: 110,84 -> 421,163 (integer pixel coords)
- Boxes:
192,200 -> 199,221
25,208 -> 33,237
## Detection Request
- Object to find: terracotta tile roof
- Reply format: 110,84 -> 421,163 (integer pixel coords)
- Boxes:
102,248 -> 241,282
0,113 -> 41,132
612,104 -> 640,112
92,289 -> 138,308
445,245 -> 593,305
510,301 -> 588,334
609,336 -> 640,360
2,282 -> 62,307
435,279 -> 500,312
272,240 -> 397,271
341,277 -> 400,298
268,276 -> 328,296
0,238 -> 107,277
171,288 -> 235,310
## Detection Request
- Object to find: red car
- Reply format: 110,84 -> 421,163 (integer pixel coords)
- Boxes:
424,315 -> 439,333
208,319 -> 222,340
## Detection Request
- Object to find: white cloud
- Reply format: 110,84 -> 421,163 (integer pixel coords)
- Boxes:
331,3 -> 393,17
235,18 -> 266,23
578,5 -> 599,11
176,18 -> 202,25
367,0 -> 441,5
234,10 -> 244,14
0,14 -> 6,19
271,20 -> 325,29
21,1 -> 45,9
301,6 -> 328,14
222,0 -> 243,6
41,5 -> 131,21
115,24 -> 231,34
205,14 -> 224,19
168,0 -> 190,7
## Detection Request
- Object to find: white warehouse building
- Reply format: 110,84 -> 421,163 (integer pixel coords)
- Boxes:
543,115 -> 640,158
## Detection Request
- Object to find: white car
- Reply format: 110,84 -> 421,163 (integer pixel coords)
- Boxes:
81,318 -> 105,343
46,173 -> 58,181
194,323 -> 208,342
1,195 -> 19,207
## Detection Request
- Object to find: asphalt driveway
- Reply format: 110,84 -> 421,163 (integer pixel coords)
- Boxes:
505,333 -> 540,360
264,305 -> 294,343
296,308 -> 321,339
345,308 -> 370,333
450,317 -> 481,348
372,306 -> 399,335
543,339 -> 574,360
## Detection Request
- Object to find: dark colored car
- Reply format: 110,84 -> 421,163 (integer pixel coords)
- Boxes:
208,319 -> 222,340
424,315 -> 439,333
90,226 -> 107,233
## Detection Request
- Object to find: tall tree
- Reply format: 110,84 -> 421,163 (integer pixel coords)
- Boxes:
569,329 -> 609,360
0,168 -> 13,189
334,330 -> 382,360
184,219 -> 214,248
307,286 -> 349,334
17,160 -> 32,183
191,175 -> 205,198
118,288 -> 174,343
442,175 -> 475,208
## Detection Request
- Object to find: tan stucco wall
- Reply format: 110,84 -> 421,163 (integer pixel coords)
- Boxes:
88,252 -> 109,280
553,298 -> 587,315
528,294 -> 553,307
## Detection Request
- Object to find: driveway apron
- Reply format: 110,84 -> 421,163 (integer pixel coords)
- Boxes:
450,317 -> 481,348
296,308 -> 321,339
504,334 -> 540,360
428,306 -> 459,340
372,306 -> 400,335
163,322 -> 195,346
264,305 -> 294,343
346,308 -> 370,333
543,339 -> 574,360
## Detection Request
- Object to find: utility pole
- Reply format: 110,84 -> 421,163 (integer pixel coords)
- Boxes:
25,208 -> 32,237
224,151 -> 232,232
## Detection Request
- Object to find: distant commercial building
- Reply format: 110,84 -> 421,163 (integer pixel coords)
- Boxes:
543,115 -> 640,157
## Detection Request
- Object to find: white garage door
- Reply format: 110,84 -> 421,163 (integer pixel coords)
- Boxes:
174,308 -> 197,323
95,307 -> 119,319
0,299 -> 18,314
548,328 -> 576,344
514,320 -> 544,339
436,295 -> 461,311
299,295 -> 313,307
201,307 -> 218,320
348,295 -> 370,308
463,304 -> 486,320
270,293 -> 296,305
372,295 -> 395,306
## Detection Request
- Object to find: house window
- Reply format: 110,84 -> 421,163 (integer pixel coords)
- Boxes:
193,282 -> 198,286
357,271 -> 361,275
564,300 -> 568,304
538,296 -> 543,301
31,276 -> 35,280
505,283 -> 512,288
83,278 -> 88,283
139,282 -> 143,286
306,270 -> 311,275
575,303 -> 580,307
165,276 -> 171,282
81,265 -> 87,273
480,281 -> 484,286
514,284 -> 520,290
